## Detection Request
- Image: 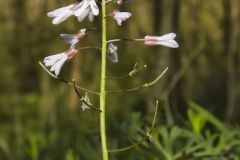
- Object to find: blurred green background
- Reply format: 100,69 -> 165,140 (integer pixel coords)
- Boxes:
0,0 -> 240,159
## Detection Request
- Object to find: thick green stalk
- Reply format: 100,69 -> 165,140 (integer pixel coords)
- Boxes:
100,0 -> 108,160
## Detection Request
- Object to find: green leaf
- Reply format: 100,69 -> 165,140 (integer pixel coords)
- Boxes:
188,102 -> 227,132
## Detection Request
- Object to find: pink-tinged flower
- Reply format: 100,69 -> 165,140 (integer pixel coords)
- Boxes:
109,10 -> 131,26
74,0 -> 99,22
107,43 -> 118,63
60,28 -> 87,47
47,3 -> 81,25
82,93 -> 91,111
144,33 -> 179,48
44,48 -> 78,76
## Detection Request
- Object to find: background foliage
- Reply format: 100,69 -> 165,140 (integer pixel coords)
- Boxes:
0,0 -> 240,159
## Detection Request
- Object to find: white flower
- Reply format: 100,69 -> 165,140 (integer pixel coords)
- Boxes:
82,93 -> 92,111
109,10 -> 131,26
43,48 -> 78,76
47,3 -> 81,25
47,0 -> 99,24
107,43 -> 118,63
74,0 -> 99,22
144,33 -> 179,48
60,29 -> 87,47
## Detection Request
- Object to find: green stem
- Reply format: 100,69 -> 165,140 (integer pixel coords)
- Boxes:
100,1 -> 108,160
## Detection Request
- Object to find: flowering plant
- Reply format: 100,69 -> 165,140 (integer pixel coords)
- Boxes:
40,0 -> 178,159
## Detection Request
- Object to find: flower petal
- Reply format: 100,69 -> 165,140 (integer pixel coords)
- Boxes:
73,1 -> 89,17
60,34 -> 78,44
88,11 -> 94,22
153,40 -> 179,48
107,43 -> 118,63
116,12 -> 131,20
50,55 -> 68,76
52,12 -> 73,25
47,5 -> 72,17
114,12 -> 131,25
157,33 -> 176,41
44,53 -> 65,67
89,0 -> 99,16
77,7 -> 91,22
107,52 -> 118,63
116,18 -> 123,25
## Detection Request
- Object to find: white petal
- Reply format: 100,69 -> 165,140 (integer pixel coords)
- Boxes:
109,43 -> 118,51
114,12 -> 131,25
89,0 -> 99,16
77,8 -> 90,22
116,12 -> 131,19
44,59 -> 56,67
156,40 -> 179,48
50,55 -> 68,76
44,53 -> 65,66
47,5 -> 73,17
68,40 -> 79,48
116,18 -> 123,25
52,12 -> 73,25
60,34 -> 78,44
107,43 -> 118,63
107,52 -> 118,63
73,1 -> 89,17
88,11 -> 94,22
157,33 -> 176,41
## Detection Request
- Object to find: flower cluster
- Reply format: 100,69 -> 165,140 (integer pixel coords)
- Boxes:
43,0 -> 132,76
43,0 -> 178,76
44,0 -> 100,76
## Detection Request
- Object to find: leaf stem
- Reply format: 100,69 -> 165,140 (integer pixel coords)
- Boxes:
108,100 -> 159,153
39,62 -> 100,95
106,67 -> 168,93
72,80 -> 102,112
106,63 -> 147,80
107,38 -> 144,43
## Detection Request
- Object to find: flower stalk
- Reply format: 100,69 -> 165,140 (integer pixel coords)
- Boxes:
100,0 -> 109,159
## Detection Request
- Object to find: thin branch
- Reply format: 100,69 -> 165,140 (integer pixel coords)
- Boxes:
106,67 -> 168,93
108,100 -> 159,153
106,63 -> 147,80
107,38 -> 144,44
73,80 -> 102,112
39,61 -> 100,95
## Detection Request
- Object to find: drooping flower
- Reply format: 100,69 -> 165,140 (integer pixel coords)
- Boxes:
81,93 -> 92,111
74,0 -> 99,22
47,3 -> 81,25
107,43 -> 118,63
109,10 -> 131,26
60,28 -> 87,47
144,33 -> 179,48
43,48 -> 78,76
